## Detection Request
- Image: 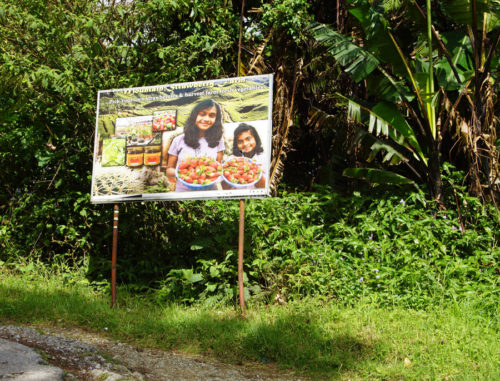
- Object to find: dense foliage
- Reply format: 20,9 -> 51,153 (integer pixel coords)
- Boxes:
147,182 -> 498,310
2,181 -> 499,311
0,0 -> 240,263
0,0 -> 499,310
308,0 -> 500,202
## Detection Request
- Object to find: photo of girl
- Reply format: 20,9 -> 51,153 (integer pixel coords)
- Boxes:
166,99 -> 225,192
231,123 -> 266,188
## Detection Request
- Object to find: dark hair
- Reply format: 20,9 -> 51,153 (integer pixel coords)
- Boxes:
232,123 -> 264,157
184,99 -> 223,149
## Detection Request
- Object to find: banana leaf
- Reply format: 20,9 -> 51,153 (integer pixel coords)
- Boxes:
441,0 -> 500,32
366,74 -> 414,103
349,2 -> 407,75
337,94 -> 427,164
310,23 -> 380,82
434,31 -> 474,91
343,167 -> 414,185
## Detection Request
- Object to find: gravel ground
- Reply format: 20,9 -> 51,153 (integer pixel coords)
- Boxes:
0,325 -> 306,380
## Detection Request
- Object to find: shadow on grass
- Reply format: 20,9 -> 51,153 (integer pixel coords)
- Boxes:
0,282 -> 375,378
171,310 -> 374,377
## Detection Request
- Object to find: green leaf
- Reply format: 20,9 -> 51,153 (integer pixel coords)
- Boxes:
310,23 -> 380,82
434,31 -> 473,90
343,167 -> 415,185
366,74 -> 414,102
369,142 -> 405,165
21,263 -> 35,273
442,0 -> 500,32
209,266 -> 220,278
182,269 -> 203,283
205,283 -> 217,292
339,94 -> 427,164
190,237 -> 212,251
244,286 -> 250,301
371,102 -> 424,159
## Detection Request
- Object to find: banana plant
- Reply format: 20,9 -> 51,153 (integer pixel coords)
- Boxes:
310,0 -> 500,202
438,0 -> 500,204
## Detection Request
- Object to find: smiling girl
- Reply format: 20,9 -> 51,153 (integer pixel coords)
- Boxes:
167,99 -> 225,191
231,123 -> 266,188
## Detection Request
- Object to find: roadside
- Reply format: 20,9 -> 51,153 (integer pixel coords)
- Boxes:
0,337 -> 64,380
0,325 -> 306,381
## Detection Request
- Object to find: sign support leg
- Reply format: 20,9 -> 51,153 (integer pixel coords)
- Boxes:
236,0 -> 247,315
111,204 -> 119,308
238,199 -> 246,314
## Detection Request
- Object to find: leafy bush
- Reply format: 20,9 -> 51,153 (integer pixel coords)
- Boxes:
2,171 -> 498,312
142,182 -> 499,311
245,186 -> 498,308
0,0 -> 241,282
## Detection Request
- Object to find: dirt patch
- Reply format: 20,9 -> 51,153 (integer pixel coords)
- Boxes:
0,325 -> 306,380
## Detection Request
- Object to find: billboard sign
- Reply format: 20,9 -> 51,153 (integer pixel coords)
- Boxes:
91,74 -> 273,203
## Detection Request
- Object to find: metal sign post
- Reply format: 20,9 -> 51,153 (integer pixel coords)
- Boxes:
237,0 -> 247,315
111,204 -> 119,308
238,199 -> 246,314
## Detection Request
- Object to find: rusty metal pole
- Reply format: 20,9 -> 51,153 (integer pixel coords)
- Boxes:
237,0 -> 247,315
238,199 -> 246,314
111,204 -> 119,308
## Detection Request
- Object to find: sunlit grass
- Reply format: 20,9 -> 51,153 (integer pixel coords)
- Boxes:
0,270 -> 498,380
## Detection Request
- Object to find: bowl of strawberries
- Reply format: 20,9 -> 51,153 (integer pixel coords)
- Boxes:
176,156 -> 223,190
221,156 -> 263,188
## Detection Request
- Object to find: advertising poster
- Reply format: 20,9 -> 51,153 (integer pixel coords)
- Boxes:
91,74 -> 273,203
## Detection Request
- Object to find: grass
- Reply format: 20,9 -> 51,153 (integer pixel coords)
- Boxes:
0,270 -> 498,380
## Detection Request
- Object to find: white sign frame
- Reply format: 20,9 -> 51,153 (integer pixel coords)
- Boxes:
91,74 -> 273,203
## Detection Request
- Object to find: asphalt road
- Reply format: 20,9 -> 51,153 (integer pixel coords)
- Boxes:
0,338 -> 64,380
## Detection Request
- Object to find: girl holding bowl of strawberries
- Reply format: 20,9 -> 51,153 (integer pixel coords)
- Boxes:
166,99 -> 225,192
229,123 -> 266,189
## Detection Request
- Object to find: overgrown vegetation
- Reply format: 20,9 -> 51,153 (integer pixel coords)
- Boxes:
2,178 -> 498,313
0,0 -> 498,306
0,269 -> 499,379
0,2 -> 499,378
308,0 -> 500,202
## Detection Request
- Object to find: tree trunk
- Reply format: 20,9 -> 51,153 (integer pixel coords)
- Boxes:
429,144 -> 443,204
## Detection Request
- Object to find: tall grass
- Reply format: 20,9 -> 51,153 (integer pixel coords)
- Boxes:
2,175 -> 499,378
1,266 -> 498,379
